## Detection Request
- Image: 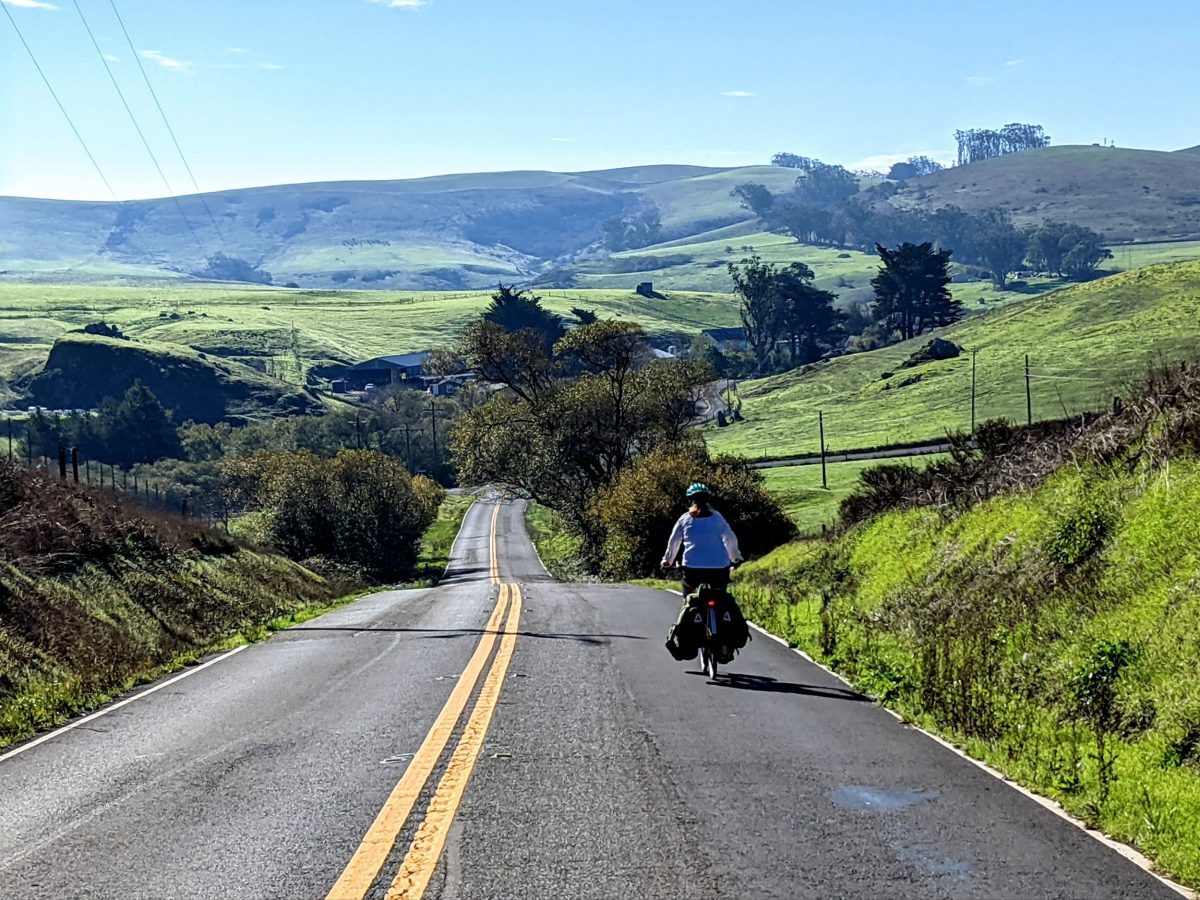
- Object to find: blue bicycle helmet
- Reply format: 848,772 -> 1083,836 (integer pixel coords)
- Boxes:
686,482 -> 710,497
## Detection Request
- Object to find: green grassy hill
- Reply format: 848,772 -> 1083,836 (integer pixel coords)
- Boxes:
28,333 -> 323,423
881,145 -> 1200,242
707,261 -> 1200,460
0,283 -> 741,388
0,166 -> 794,290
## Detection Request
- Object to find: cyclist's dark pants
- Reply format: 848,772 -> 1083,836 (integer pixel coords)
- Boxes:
682,566 -> 730,597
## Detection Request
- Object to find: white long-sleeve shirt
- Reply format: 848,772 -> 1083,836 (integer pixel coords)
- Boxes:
663,509 -> 743,569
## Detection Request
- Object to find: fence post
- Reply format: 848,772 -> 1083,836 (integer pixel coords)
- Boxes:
1025,354 -> 1033,427
181,498 -> 188,518
58,446 -> 67,480
7,418 -> 12,462
819,410 -> 828,491
971,349 -> 977,435
71,448 -> 79,483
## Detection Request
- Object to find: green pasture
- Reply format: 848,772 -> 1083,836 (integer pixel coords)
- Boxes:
760,454 -> 947,534
0,283 -> 741,385
709,261 -> 1200,460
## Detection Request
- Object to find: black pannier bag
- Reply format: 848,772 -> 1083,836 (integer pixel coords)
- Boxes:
665,584 -> 750,661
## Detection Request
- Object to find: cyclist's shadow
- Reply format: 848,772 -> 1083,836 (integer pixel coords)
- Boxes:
714,672 -> 869,703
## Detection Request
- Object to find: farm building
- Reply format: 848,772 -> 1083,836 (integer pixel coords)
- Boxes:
340,352 -> 430,391
700,327 -> 749,352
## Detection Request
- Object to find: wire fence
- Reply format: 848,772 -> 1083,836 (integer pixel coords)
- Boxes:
4,436 -> 222,526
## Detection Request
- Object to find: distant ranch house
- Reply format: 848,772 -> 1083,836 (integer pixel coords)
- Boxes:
700,327 -> 749,352
341,352 -> 431,391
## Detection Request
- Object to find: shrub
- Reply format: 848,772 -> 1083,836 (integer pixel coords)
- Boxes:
591,443 -> 795,579
231,450 -> 441,580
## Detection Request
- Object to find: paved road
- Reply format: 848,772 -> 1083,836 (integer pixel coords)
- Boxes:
0,500 -> 1187,899
749,441 -> 953,469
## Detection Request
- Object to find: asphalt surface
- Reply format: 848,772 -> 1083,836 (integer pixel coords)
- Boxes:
0,499 -> 1186,899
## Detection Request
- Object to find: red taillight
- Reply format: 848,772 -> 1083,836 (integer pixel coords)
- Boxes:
708,600 -> 716,607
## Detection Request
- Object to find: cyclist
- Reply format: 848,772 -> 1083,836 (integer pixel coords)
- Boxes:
661,482 -> 743,595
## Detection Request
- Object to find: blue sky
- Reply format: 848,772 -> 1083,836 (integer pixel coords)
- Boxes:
2,0 -> 1197,200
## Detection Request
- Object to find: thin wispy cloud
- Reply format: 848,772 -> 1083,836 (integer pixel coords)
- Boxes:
966,74 -> 995,88
139,49 -> 192,72
103,53 -> 121,63
367,0 -> 427,7
720,90 -> 755,97
1005,58 -> 1025,67
3,0 -> 60,10
227,47 -> 249,54
551,137 -> 574,143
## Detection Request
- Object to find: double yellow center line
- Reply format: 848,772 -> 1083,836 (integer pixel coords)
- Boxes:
327,502 -> 519,900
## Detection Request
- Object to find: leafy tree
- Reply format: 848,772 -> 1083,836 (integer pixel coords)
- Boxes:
771,152 -> 818,169
871,242 -> 961,341
482,284 -> 565,356
728,256 -> 783,371
776,203 -> 834,246
1028,222 -> 1112,279
969,209 -> 1029,290
796,162 -> 860,206
728,256 -> 842,370
772,264 -> 844,364
106,381 -> 183,467
450,319 -> 711,562
955,123 -> 1050,165
730,183 -> 775,218
591,442 -> 795,578
570,306 -> 598,326
887,155 -> 945,180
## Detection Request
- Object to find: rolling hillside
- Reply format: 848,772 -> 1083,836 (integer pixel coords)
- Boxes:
706,260 -> 1200,460
876,145 -> 1200,242
0,166 -> 799,290
0,283 -> 740,390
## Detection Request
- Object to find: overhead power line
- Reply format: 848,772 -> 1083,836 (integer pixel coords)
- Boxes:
2,1 -> 116,199
107,0 -> 224,241
71,0 -> 206,255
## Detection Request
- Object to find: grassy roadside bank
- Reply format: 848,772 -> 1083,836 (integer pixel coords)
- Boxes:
523,502 -> 587,581
0,490 -> 473,752
734,458 -> 1200,890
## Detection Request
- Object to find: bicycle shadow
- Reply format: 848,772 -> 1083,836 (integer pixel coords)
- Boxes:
699,671 -> 870,702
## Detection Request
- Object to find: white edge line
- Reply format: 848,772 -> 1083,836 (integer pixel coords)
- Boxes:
517,498 -> 552,578
0,645 -> 248,765
439,495 -> 479,581
663,587 -> 1194,899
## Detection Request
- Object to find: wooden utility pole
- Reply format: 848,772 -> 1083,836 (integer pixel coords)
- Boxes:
1025,354 -> 1033,427
819,410 -> 828,491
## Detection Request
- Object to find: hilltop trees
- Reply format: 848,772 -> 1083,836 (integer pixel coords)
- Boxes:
728,256 -> 842,371
887,155 -> 945,180
871,242 -> 961,341
954,123 -> 1050,166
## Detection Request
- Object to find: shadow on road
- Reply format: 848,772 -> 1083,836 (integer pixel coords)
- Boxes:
698,672 -> 870,702
289,626 -> 645,646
